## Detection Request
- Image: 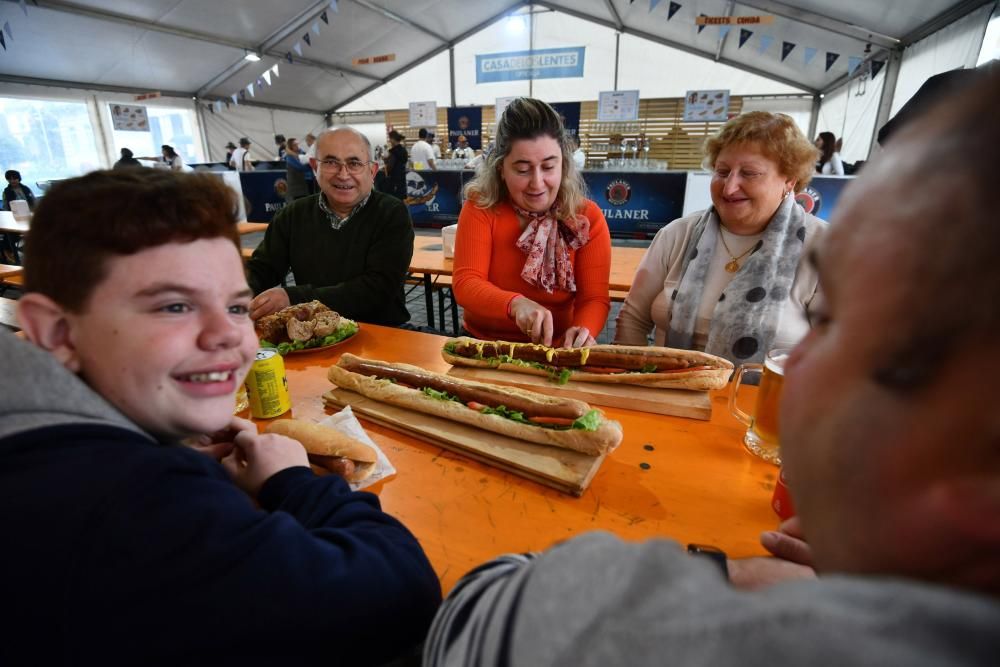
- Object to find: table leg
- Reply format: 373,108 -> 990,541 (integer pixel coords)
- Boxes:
423,274 -> 435,329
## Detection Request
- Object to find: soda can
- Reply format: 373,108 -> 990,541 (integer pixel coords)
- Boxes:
245,349 -> 291,419
771,468 -> 795,520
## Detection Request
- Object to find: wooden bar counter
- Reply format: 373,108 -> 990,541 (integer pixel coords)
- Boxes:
263,324 -> 778,591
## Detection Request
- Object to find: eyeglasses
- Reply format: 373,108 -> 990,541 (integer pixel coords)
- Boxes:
317,158 -> 370,174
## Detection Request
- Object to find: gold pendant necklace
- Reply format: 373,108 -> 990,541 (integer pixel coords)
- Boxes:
719,226 -> 757,273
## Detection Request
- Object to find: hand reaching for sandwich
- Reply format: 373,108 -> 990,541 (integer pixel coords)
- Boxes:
562,326 -> 595,348
219,417 -> 310,496
509,296 -> 553,347
249,286 -> 291,320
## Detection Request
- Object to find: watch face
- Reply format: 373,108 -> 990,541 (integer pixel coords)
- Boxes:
686,544 -> 729,577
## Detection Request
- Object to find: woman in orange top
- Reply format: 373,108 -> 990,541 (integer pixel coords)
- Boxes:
453,98 -> 611,348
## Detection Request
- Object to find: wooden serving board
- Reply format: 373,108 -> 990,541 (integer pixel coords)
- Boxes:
323,388 -> 606,496
447,367 -> 712,420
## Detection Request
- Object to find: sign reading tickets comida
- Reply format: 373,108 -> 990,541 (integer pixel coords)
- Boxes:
476,47 -> 585,83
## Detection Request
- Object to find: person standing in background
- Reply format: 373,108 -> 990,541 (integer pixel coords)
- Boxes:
428,132 -> 442,161
230,138 -> 254,172
411,129 -> 436,171
275,134 -> 287,160
4,169 -> 36,211
384,130 -> 409,200
451,135 -> 474,161
284,137 -> 312,202
224,141 -> 237,168
113,148 -> 142,170
815,132 -> 844,175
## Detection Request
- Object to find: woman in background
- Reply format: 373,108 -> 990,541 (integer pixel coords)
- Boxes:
815,131 -> 844,175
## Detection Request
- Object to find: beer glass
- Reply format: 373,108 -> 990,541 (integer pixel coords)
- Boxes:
728,348 -> 788,465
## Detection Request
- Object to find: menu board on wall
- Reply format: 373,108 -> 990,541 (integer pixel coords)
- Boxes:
409,101 -> 438,127
683,90 -> 730,122
109,103 -> 150,131
495,96 -> 517,122
596,90 -> 640,122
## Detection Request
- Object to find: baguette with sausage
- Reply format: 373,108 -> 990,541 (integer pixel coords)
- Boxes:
441,337 -> 733,391
327,354 -> 622,456
266,419 -> 378,482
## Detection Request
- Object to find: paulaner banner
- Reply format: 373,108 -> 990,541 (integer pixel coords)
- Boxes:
476,47 -> 585,83
550,102 -> 581,138
447,106 -> 482,150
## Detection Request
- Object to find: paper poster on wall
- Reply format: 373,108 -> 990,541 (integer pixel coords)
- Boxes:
597,90 -> 639,122
409,101 -> 437,127
495,96 -> 517,122
109,103 -> 150,131
683,90 -> 730,122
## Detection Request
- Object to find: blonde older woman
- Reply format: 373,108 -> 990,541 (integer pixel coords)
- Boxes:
615,112 -> 824,365
453,98 -> 611,348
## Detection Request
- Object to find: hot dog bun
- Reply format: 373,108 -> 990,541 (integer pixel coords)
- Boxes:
327,355 -> 622,456
442,338 -> 733,391
266,419 -> 377,482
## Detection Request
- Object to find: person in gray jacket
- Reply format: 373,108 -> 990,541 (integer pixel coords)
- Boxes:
423,67 -> 1000,667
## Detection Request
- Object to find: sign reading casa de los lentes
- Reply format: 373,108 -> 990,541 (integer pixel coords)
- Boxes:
476,47 -> 585,83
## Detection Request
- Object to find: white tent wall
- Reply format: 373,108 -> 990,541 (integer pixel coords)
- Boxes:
739,97 -> 814,137
341,8 -> 805,113
890,2 -> 994,116
0,80 -> 207,171
617,35 -> 806,97
815,74 -> 885,164
521,11 -> 617,103
338,52 -> 454,113
200,105 -> 325,163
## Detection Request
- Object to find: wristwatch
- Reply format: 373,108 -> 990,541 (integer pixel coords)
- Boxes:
686,543 -> 729,578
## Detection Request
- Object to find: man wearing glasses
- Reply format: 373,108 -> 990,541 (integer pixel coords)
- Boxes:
247,127 -> 415,326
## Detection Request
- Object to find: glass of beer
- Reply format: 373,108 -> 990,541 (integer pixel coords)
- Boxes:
728,348 -> 788,465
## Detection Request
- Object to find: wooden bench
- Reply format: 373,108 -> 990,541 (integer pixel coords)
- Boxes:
0,296 -> 20,330
405,272 -> 459,334
610,289 -> 628,302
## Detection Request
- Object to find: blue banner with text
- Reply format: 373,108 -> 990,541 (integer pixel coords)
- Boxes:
476,47 -> 586,83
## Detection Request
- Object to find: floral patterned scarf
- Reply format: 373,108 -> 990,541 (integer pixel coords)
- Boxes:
513,205 -> 590,294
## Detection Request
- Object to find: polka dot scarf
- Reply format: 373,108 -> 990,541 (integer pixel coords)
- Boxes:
514,204 -> 590,294
667,195 -> 808,365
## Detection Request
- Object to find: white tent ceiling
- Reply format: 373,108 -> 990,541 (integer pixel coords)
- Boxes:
0,0 -> 992,114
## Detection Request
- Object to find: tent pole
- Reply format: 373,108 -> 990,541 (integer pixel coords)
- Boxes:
529,4 -> 535,98
807,94 -> 821,140
449,46 -> 456,108
195,100 -> 211,162
614,32 -> 620,90
869,50 -> 903,156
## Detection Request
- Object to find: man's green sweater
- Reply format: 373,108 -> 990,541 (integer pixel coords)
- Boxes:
247,191 -> 415,326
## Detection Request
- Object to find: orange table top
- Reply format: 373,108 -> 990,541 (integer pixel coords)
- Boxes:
237,222 -> 268,235
259,324 -> 777,592
0,264 -> 24,279
409,240 -> 646,294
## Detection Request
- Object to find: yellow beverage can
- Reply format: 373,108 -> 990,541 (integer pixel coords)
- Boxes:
245,348 -> 291,419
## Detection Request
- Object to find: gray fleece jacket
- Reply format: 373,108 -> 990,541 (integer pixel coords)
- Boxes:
424,532 -> 1000,666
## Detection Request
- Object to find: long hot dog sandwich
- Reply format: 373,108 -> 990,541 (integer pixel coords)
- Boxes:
327,354 -> 623,456
266,419 -> 378,482
442,337 -> 733,391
